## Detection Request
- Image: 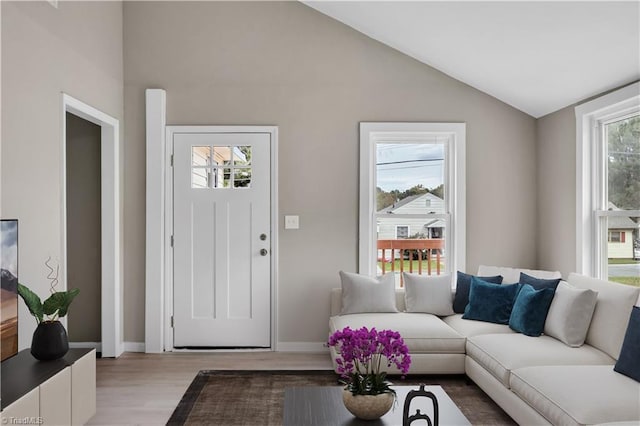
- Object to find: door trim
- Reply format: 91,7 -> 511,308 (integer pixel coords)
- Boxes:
61,93 -> 123,358
165,126 -> 278,351
145,98 -> 278,353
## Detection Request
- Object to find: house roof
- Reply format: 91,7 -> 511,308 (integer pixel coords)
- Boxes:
377,194 -> 423,214
608,216 -> 638,230
377,192 -> 444,214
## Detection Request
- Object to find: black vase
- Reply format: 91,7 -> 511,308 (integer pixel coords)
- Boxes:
31,321 -> 69,361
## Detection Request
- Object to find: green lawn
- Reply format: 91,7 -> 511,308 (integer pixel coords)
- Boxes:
609,276 -> 640,287
378,260 -> 444,273
608,258 -> 640,265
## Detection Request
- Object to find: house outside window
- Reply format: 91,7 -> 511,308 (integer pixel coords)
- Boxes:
576,82 -> 640,286
359,123 -> 466,286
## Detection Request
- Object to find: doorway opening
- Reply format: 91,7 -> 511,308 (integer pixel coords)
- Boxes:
61,94 -> 122,357
65,113 -> 102,354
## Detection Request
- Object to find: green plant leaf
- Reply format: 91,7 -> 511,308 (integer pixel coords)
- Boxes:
43,288 -> 80,318
17,283 -> 43,323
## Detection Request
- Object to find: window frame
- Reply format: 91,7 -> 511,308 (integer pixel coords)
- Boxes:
576,82 -> 640,278
359,122 -> 466,276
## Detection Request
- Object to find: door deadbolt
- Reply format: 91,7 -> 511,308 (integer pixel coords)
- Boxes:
260,233 -> 267,241
260,248 -> 268,256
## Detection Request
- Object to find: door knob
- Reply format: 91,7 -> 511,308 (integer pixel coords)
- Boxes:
260,248 -> 268,256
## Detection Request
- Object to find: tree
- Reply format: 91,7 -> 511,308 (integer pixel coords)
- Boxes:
608,116 -> 640,210
377,187 -> 397,211
430,184 -> 444,200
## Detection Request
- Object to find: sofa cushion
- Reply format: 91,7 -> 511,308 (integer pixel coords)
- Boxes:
614,306 -> 640,382
519,272 -> 561,291
442,314 -> 515,338
544,281 -> 598,347
568,273 -> 640,359
403,273 -> 454,316
511,365 -> 640,425
508,284 -> 555,337
330,288 -> 407,316
466,334 -> 615,387
453,271 -> 503,314
339,271 -> 398,315
329,313 -> 465,354
463,278 -> 520,324
477,265 -> 561,285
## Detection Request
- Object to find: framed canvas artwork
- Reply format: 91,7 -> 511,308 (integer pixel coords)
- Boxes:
1,219 -> 19,361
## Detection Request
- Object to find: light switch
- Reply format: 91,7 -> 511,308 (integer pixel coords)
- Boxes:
284,215 -> 299,230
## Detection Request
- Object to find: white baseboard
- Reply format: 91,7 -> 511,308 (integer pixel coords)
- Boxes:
69,342 -> 102,352
276,342 -> 328,352
121,341 -> 323,353
124,341 -> 145,353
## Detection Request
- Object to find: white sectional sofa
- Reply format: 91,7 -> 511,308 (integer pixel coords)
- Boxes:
328,266 -> 640,425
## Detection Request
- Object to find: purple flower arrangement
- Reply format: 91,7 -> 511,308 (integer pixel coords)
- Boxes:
328,326 -> 411,396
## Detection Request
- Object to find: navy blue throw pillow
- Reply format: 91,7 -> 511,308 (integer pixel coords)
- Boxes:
614,306 -> 640,382
509,284 -> 556,336
453,272 -> 503,314
462,277 -> 520,324
519,272 -> 561,291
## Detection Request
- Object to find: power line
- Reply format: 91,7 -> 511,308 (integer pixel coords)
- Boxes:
377,158 -> 444,166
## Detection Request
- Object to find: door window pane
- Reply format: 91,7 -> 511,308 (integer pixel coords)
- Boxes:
233,168 -> 252,188
192,146 -> 212,167
213,146 -> 232,166
234,146 -> 251,166
192,168 -> 212,189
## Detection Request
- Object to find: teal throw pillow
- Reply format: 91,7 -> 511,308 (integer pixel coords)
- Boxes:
519,272 -> 561,291
614,306 -> 640,382
462,277 -> 520,324
453,271 -> 503,313
509,284 -> 556,336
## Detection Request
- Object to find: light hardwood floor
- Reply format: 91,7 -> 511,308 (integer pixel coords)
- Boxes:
89,351 -> 333,425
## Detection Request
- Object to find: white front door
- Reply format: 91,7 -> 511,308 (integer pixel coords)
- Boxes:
172,130 -> 271,347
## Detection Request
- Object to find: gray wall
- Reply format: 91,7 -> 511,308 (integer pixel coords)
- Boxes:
124,1 -> 538,344
1,1 -> 123,349
66,113 -> 102,343
536,82 -> 639,277
536,106 -> 576,277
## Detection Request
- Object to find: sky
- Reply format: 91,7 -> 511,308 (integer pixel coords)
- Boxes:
376,143 -> 444,192
1,220 -> 18,276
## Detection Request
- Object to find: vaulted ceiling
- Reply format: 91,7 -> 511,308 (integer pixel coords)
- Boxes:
304,1 -> 640,118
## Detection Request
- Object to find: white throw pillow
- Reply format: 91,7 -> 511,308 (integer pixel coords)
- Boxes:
568,273 -> 640,359
544,281 -> 598,347
339,271 -> 398,315
403,273 -> 454,316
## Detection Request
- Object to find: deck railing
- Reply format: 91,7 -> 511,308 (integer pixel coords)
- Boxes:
377,239 -> 445,283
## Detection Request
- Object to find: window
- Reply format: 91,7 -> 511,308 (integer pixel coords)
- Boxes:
608,231 -> 625,243
359,123 -> 466,284
396,226 -> 409,239
576,82 -> 640,286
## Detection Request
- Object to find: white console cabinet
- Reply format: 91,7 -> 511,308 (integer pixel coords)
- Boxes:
1,348 -> 96,425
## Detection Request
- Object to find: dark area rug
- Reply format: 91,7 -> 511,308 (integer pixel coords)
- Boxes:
168,370 -> 515,426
